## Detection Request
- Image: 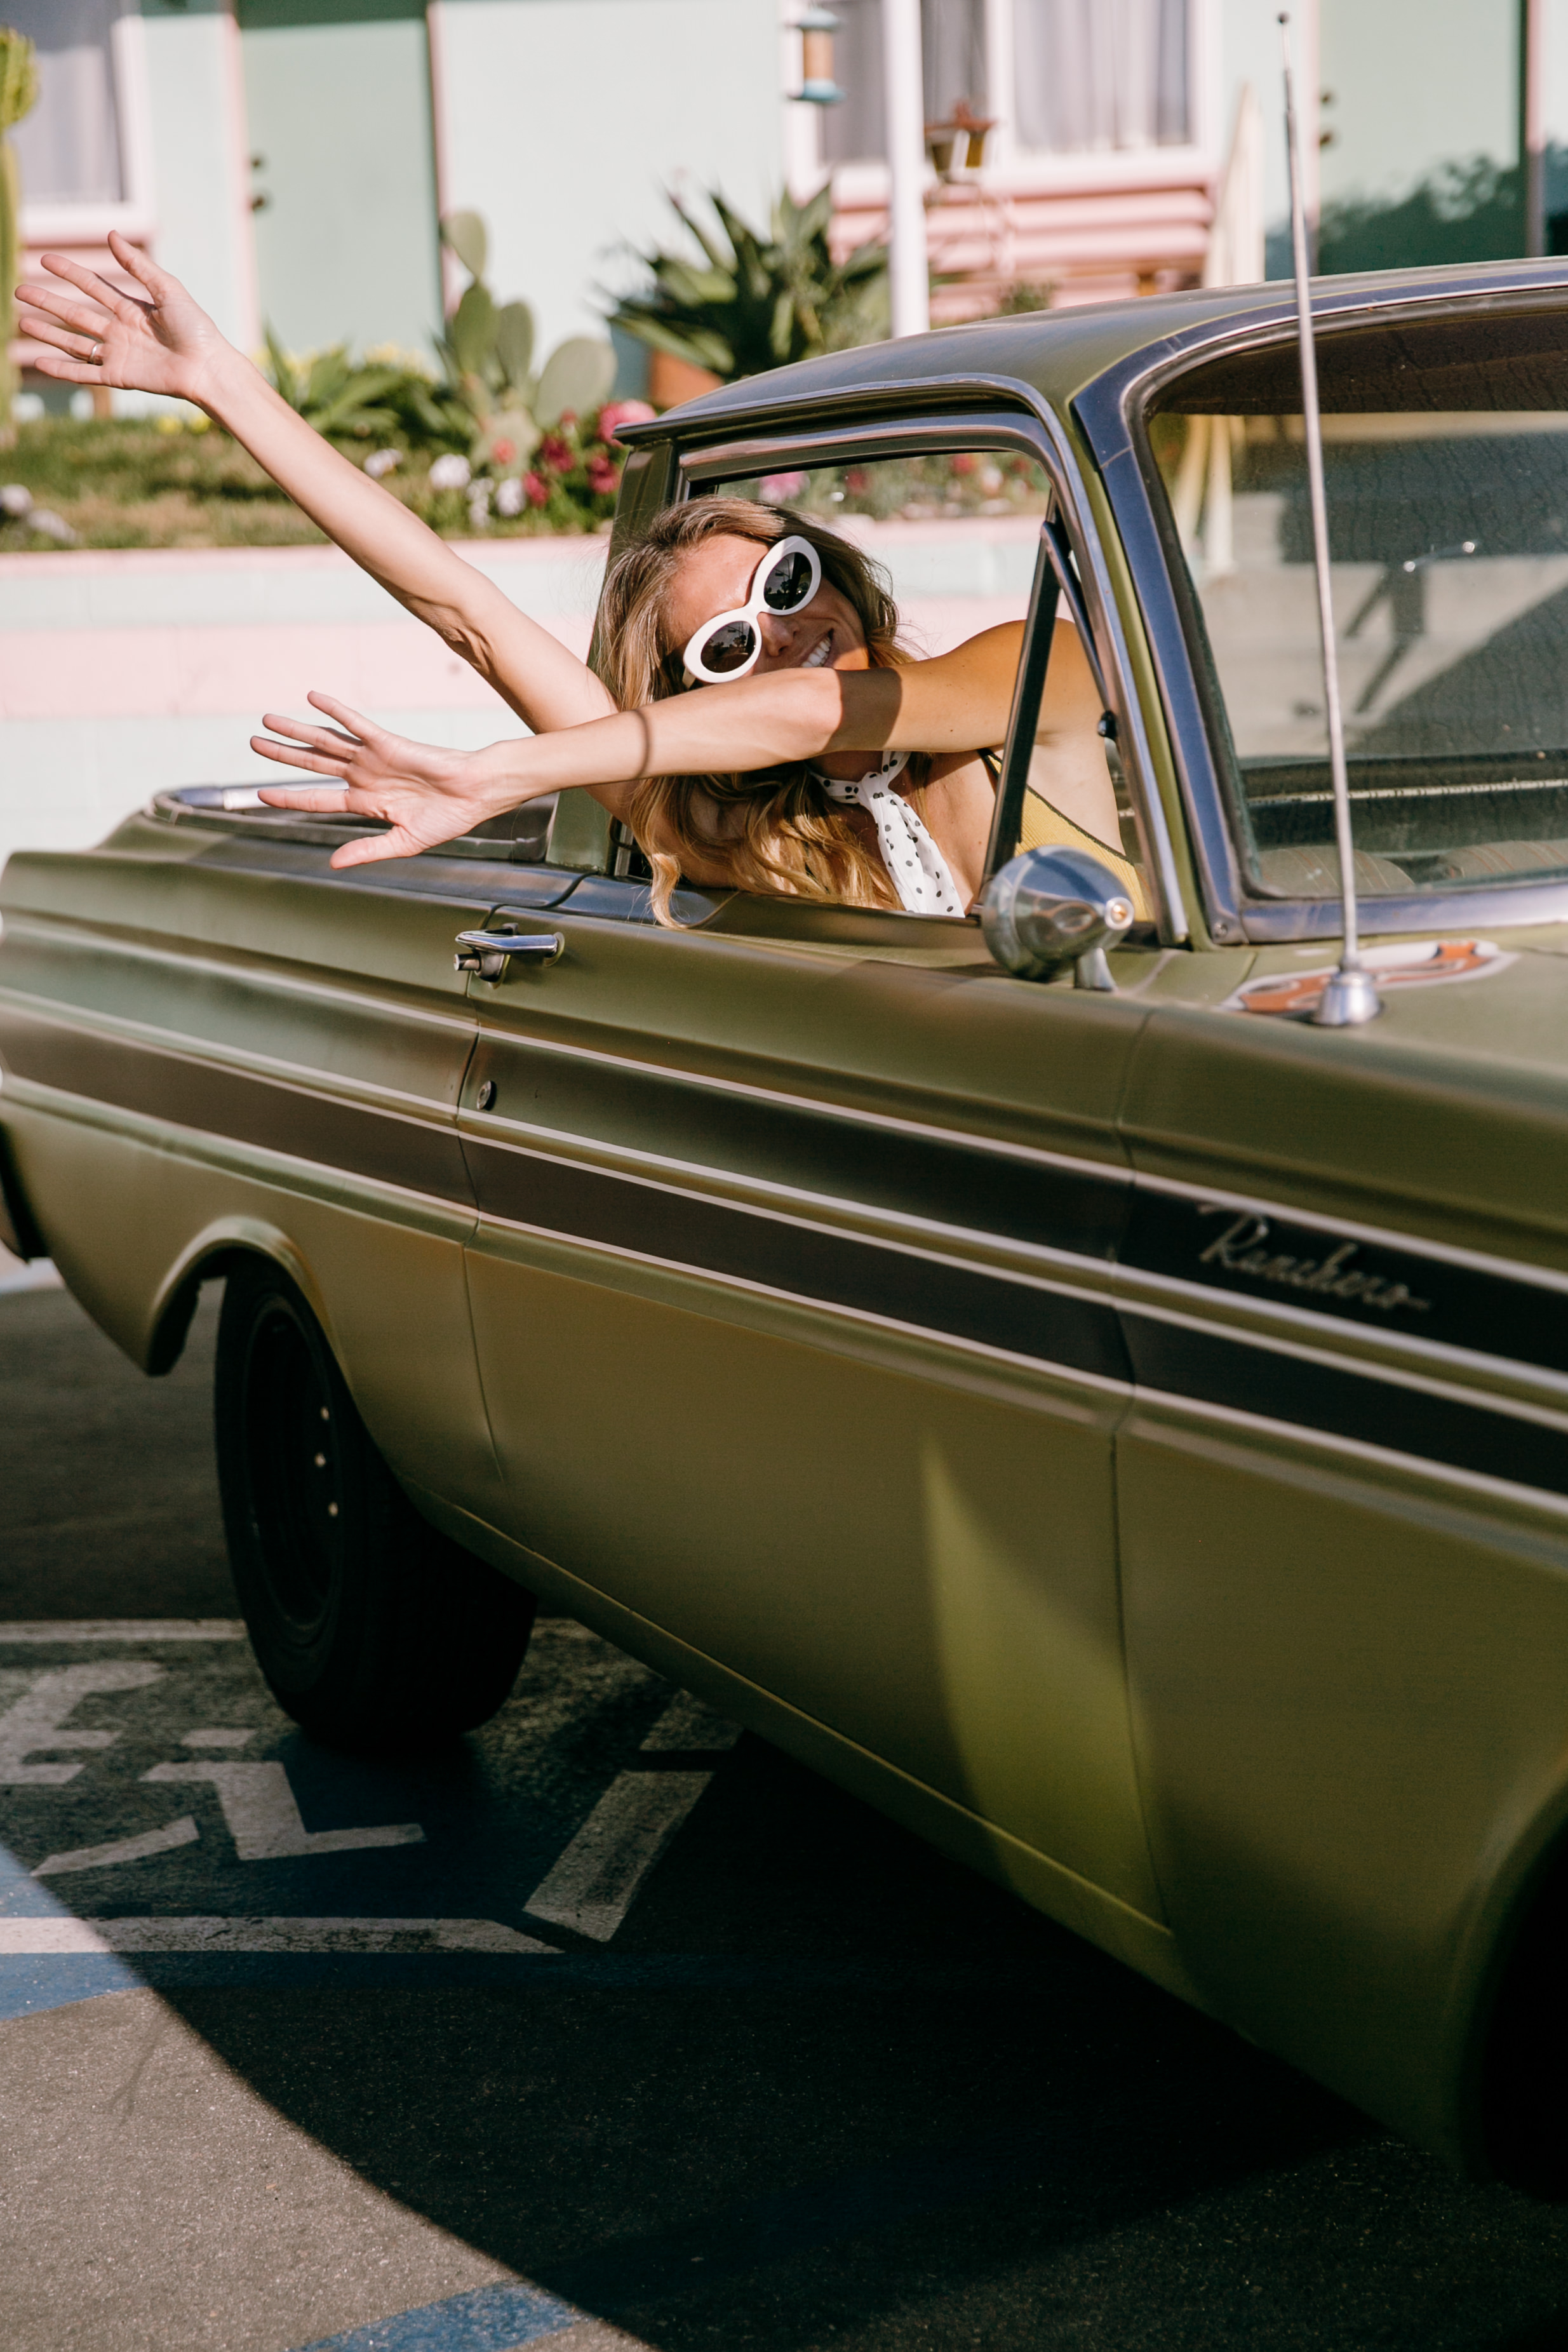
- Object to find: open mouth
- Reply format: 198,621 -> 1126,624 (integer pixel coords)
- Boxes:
800,629 -> 836,670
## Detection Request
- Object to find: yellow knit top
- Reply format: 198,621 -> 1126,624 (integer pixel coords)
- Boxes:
1017,789 -> 1151,922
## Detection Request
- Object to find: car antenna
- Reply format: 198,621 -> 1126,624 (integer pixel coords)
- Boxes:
1279,11 -> 1382,1026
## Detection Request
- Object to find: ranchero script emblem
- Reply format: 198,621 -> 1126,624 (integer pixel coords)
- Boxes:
1198,1207 -> 1431,1315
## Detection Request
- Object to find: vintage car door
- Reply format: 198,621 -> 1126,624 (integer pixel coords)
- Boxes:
453,419 -> 1178,1958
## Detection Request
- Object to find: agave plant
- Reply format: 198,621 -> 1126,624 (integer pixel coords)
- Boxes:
0,25 -> 40,447
608,184 -> 888,382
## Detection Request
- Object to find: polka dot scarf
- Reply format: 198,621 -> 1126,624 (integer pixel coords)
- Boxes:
815,750 -> 966,918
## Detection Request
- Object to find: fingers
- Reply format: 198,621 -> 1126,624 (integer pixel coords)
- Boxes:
28,353 -> 101,387
39,251 -> 145,326
255,784 -> 360,812
258,710 -> 365,754
15,282 -> 110,338
330,830 -> 424,870
16,311 -> 100,366
250,736 -> 354,778
107,229 -> 173,300
306,690 -> 385,741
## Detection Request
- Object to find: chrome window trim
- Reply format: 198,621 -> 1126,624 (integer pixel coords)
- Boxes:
660,383 -> 1189,944
1072,271 -> 1568,944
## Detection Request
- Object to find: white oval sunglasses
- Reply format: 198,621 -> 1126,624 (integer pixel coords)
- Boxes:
680,535 -> 824,685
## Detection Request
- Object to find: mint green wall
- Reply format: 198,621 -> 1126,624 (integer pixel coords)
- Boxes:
1318,0 -> 1519,206
140,0 -> 255,355
436,0 -> 782,363
237,0 -> 443,357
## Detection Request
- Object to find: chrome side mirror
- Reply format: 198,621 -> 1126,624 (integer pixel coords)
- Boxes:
979,847 -> 1135,990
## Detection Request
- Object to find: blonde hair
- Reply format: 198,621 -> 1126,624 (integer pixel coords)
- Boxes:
593,497 -> 918,924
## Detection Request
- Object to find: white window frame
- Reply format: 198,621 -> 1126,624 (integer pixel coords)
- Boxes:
18,0 -> 157,249
782,0 -> 1220,206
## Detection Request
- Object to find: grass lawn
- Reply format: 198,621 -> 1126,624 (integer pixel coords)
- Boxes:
0,416 -> 608,551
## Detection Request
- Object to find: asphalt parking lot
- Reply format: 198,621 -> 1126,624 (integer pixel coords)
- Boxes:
4,1260 -> 1568,2352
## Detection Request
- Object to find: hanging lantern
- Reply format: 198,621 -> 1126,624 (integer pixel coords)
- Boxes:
796,5 -> 845,105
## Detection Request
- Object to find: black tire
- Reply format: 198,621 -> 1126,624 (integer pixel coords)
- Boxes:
214,1256 -> 535,1752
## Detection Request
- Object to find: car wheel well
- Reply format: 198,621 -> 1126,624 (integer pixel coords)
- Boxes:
145,1242 -> 298,1376
1478,1822 -> 1568,2196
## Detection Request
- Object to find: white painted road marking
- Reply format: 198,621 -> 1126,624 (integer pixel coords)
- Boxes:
0,1620 -> 247,1643
180,1728 -> 256,1747
640,1694 -> 741,1752
0,1663 -> 163,1784
32,1815 -> 200,1878
0,1916 -> 554,1954
527,1772 -> 714,1942
142,1761 -> 424,1860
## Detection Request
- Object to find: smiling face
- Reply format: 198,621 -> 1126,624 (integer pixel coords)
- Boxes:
660,532 -> 871,683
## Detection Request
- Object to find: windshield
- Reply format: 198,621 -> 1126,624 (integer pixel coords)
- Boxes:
1145,306 -> 1568,900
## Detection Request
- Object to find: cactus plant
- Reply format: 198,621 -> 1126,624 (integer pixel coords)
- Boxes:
436,210 -> 614,464
0,25 -> 40,448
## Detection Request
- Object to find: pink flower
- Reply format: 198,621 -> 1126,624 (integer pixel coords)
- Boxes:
492,438 -> 516,466
537,434 -> 572,473
948,452 -> 977,475
523,472 -> 548,508
760,471 -> 807,502
598,399 -> 657,443
586,454 -> 620,495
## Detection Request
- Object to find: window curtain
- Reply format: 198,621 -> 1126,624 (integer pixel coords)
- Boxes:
822,0 -> 988,167
7,0 -> 124,208
1013,0 -> 1190,154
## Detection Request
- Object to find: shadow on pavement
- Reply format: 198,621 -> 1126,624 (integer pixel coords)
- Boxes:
10,1281 -> 1568,2349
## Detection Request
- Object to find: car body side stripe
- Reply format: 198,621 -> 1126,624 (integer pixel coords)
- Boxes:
1122,1310 -> 1568,1502
10,1004 -> 1568,1498
460,1136 -> 1132,1385
1122,1184 -> 1568,1376
0,1005 -> 472,1211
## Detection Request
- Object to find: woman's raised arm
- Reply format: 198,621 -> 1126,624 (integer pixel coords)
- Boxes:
251,622 -> 1039,869
17,234 -> 615,736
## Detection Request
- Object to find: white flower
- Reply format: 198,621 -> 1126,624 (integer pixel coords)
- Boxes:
0,483 -> 32,518
494,476 -> 526,518
364,448 -> 400,478
428,453 -> 471,492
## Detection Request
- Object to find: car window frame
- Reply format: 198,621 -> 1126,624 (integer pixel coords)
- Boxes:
652,403 -> 1188,946
1074,277 -> 1568,946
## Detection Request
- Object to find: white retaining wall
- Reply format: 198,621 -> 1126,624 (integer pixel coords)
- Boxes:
0,518 -> 1042,878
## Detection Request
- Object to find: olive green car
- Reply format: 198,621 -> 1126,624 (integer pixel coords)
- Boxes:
8,260 -> 1568,2188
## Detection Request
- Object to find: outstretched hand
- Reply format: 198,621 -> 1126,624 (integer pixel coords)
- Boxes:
17,232 -> 231,408
251,694 -> 518,868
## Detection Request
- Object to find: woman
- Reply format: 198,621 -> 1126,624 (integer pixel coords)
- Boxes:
20,235 -> 1136,922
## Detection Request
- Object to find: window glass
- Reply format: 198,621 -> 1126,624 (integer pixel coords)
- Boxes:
8,0 -> 124,208
822,0 -> 988,166
1014,0 -> 1189,154
1146,312 -> 1568,900
707,448 -> 1146,915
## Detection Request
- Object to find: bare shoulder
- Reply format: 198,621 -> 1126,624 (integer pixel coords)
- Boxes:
909,621 -> 1026,680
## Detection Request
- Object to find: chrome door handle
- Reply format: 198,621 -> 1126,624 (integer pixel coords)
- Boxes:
454,929 -> 565,981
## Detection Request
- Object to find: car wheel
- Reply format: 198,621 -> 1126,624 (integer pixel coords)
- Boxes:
214,1256 -> 535,1752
